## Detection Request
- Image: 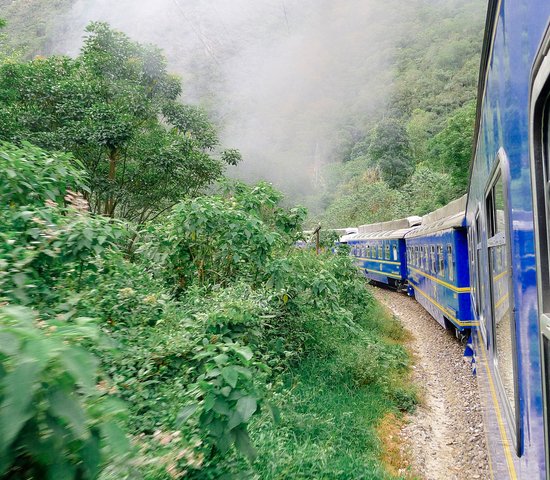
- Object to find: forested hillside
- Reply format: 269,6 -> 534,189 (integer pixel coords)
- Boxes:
315,0 -> 485,227
0,1 -> 487,476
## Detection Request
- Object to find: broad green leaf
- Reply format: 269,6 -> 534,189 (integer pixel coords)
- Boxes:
233,346 -> 253,363
213,354 -> 229,365
212,397 -> 230,416
101,422 -> 130,456
60,347 -> 98,392
204,394 -> 216,412
221,366 -> 239,388
235,396 -> 257,423
49,390 -> 89,440
0,359 -> 41,447
234,427 -> 257,462
227,410 -> 243,430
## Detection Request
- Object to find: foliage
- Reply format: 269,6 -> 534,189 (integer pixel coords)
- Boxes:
320,179 -> 405,228
151,182 -> 305,290
0,22 -> 239,222
367,118 -> 414,189
0,11 -> 421,478
429,101 -> 476,193
401,164 -> 457,216
0,141 -> 87,205
314,0 -> 484,227
0,0 -> 76,58
0,307 -> 129,480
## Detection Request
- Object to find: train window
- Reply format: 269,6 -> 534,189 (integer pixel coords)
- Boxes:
447,244 -> 454,282
366,245 -> 371,258
385,244 -> 390,260
378,244 -> 383,259
424,246 -> 429,271
430,245 -> 436,273
437,245 -> 444,276
392,244 -> 398,261
486,170 -> 517,429
414,246 -> 418,266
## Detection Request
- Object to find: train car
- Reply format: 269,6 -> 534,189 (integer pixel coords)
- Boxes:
345,217 -> 421,290
466,1 -> 550,477
404,195 -> 475,336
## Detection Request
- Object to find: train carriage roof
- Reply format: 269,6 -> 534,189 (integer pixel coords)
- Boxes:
405,195 -> 467,238
342,216 -> 422,242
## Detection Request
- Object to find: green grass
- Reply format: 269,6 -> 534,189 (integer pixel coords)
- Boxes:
249,297 -> 414,480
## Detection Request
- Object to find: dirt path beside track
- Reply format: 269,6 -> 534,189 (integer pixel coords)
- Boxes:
371,285 -> 490,480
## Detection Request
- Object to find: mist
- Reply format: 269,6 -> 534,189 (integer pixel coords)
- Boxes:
52,0 -> 411,205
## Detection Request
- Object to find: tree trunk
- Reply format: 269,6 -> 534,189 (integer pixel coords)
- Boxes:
105,148 -> 118,217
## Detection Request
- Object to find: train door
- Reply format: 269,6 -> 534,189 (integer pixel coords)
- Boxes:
530,28 -> 550,475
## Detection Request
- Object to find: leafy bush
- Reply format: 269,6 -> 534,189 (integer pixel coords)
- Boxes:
0,140 -> 414,479
0,141 -> 87,206
0,307 -> 129,479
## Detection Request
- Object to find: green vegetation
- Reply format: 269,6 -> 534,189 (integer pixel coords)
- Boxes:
0,0 -> 75,58
0,22 -> 240,222
316,0 -> 484,227
0,20 -> 414,479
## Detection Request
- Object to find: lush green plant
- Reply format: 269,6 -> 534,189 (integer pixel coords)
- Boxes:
0,141 -> 87,206
0,22 -> 240,222
0,306 -> 129,479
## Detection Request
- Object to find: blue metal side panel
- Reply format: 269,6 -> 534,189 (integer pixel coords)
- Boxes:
466,1 -> 550,478
348,238 -> 407,284
405,228 -> 474,331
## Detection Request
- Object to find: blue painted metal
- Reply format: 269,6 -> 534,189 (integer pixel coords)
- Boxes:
465,1 -> 550,478
405,226 -> 475,332
347,237 -> 406,287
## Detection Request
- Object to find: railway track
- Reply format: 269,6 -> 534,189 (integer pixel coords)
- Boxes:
371,285 -> 490,480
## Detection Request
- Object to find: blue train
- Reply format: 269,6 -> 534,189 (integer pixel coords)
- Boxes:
404,195 -> 475,336
343,217 -> 421,291
339,1 -> 550,476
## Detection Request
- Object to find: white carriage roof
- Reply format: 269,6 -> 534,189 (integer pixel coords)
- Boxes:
342,216 -> 422,241
405,195 -> 467,238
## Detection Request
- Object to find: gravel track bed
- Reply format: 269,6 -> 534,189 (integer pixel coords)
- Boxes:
371,285 -> 490,480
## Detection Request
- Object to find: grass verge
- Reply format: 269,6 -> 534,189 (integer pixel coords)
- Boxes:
249,294 -> 416,479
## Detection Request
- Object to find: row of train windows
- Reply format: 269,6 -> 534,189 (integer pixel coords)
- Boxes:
406,244 -> 455,281
352,244 -> 398,261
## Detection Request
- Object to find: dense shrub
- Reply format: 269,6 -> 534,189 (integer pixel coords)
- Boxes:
0,142 -> 414,479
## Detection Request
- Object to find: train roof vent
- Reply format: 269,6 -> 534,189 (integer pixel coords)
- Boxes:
406,216 -> 422,227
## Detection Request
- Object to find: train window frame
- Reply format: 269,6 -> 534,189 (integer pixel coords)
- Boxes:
430,245 -> 436,274
530,28 -> 550,467
447,244 -> 454,282
485,151 -> 521,455
424,246 -> 429,271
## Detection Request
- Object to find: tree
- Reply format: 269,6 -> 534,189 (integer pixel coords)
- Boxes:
429,101 -> 475,193
402,163 -> 456,216
0,22 -> 240,222
368,118 -> 414,188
